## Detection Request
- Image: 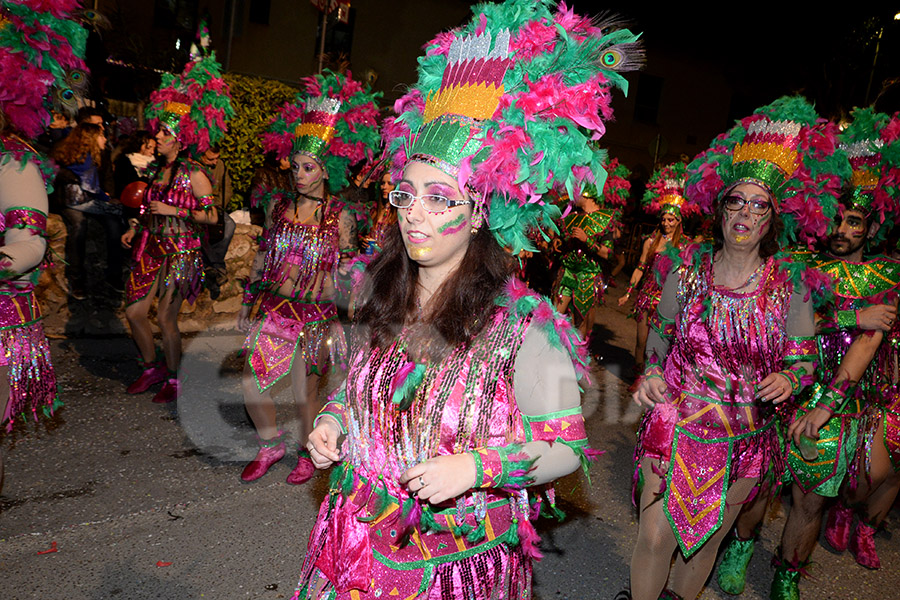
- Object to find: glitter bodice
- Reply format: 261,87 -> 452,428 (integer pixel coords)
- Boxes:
259,196 -> 341,301
143,161 -> 213,238
665,252 -> 791,434
343,305 -> 530,499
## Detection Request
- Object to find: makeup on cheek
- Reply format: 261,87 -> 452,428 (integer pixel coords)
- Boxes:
437,213 -> 468,236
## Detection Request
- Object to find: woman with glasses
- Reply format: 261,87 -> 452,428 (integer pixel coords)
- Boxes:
296,2 -> 642,598
626,97 -> 845,600
237,71 -> 379,484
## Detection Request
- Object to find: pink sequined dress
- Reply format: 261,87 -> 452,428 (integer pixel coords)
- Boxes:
631,248 -> 664,322
125,159 -> 212,306
635,244 -> 812,557
242,195 -> 348,390
0,137 -> 59,430
292,280 -> 591,600
869,307 -> 900,472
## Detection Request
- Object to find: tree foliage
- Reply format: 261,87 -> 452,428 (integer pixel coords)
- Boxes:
220,73 -> 298,210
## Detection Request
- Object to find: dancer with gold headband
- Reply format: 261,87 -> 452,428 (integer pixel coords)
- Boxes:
628,96 -> 845,600
618,162 -> 693,376
121,27 -> 234,404
296,1 -> 642,597
238,70 -> 380,484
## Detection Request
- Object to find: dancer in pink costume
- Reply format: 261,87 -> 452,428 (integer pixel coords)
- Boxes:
628,96 -> 846,600
237,70 -> 380,484
296,1 -> 642,598
618,162 -> 695,377
0,0 -> 89,487
121,26 -> 233,404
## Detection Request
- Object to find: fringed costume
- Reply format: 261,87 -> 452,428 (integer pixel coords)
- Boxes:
630,249 -> 663,322
294,281 -> 592,600
125,159 -> 212,306
634,244 -> 816,556
786,255 -> 900,495
0,139 -> 59,430
242,194 -> 349,390
556,208 -> 615,318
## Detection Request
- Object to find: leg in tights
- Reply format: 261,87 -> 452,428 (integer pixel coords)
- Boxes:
0,367 -> 8,494
634,315 -> 650,370
668,477 -> 758,600
631,458 -> 679,600
124,276 -> 161,364
289,338 -> 328,446
156,286 -> 184,373
779,483 -> 826,565
242,361 -> 278,441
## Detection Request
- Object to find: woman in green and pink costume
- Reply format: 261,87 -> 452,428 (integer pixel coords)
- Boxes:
628,96 -> 845,600
296,1 -> 642,598
0,0 -> 89,487
121,29 -> 234,404
237,70 -> 380,484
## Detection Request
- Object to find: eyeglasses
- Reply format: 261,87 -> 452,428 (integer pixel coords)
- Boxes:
388,190 -> 472,213
723,194 -> 772,215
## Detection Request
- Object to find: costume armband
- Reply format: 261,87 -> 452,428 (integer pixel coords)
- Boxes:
649,307 -> 675,340
175,207 -> 190,219
468,444 -> 535,490
241,279 -> 263,307
314,388 -> 347,434
338,247 -> 357,258
784,335 -> 817,366
836,309 -> 858,330
4,207 -> 47,236
776,366 -> 805,395
521,406 -> 594,473
196,193 -> 215,210
810,381 -> 854,414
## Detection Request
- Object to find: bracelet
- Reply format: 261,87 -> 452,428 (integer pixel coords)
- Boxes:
836,309 -> 858,330
776,367 -> 803,395
468,445 -> 536,490
176,207 -> 189,219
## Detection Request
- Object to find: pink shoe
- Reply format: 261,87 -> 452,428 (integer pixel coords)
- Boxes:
850,521 -> 881,569
127,363 -> 167,394
286,451 -> 315,485
824,502 -> 853,552
241,439 -> 286,482
152,378 -> 179,403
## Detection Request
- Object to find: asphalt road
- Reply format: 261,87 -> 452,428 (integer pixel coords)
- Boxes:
1,298 -> 898,600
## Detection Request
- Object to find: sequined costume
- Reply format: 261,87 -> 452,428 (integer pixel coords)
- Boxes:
785,254 -> 900,494
125,159 -> 213,306
556,209 -> 615,319
630,246 -> 665,322
0,137 -> 59,430
242,195 -> 348,391
870,323 -> 900,471
634,244 -> 815,556
293,280 -> 591,600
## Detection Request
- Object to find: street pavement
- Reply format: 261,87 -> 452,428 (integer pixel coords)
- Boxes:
1,290 -> 898,599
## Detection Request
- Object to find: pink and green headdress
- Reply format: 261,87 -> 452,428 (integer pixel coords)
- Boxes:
261,70 -> 381,193
382,0 -> 643,254
145,24 -> 234,159
643,162 -> 696,220
838,107 -> 900,246
0,0 -> 89,140
582,156 -> 630,209
685,95 -> 849,248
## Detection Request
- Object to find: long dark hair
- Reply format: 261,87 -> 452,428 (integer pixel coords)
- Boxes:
712,196 -> 783,258
355,220 -> 516,362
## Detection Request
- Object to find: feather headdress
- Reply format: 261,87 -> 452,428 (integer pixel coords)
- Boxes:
382,0 -> 643,254
685,95 -> 849,249
643,162 -> 695,219
838,107 -> 900,246
0,0 -> 89,140
261,69 -> 381,193
145,21 -> 234,159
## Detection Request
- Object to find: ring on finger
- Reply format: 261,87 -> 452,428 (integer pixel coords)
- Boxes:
419,476 -> 425,487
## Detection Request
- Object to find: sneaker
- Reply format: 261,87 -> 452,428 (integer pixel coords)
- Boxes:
127,363 -> 168,394
152,378 -> 179,403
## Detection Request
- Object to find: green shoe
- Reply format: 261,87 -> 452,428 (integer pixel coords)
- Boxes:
717,536 -> 756,595
770,566 -> 800,600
